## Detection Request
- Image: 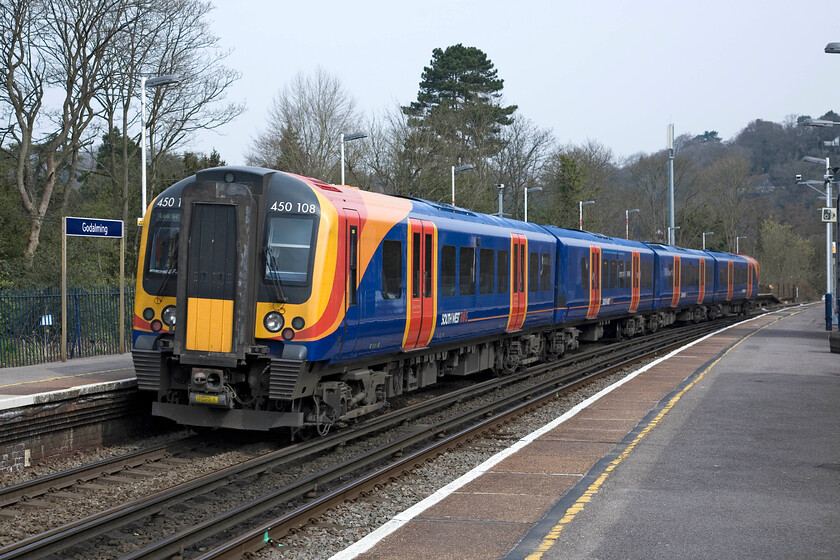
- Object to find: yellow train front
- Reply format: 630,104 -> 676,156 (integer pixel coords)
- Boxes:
132,166 -> 415,433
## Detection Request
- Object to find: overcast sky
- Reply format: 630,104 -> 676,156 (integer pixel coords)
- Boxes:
190,0 -> 840,166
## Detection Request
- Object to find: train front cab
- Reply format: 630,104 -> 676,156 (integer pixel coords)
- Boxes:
133,167 -> 359,430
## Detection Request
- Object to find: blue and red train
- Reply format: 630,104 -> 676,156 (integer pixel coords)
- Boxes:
132,166 -> 759,433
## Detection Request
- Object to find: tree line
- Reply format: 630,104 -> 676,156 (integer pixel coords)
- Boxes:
1,18 -> 834,299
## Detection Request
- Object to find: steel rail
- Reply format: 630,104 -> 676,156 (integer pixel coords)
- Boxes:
0,316 -> 749,559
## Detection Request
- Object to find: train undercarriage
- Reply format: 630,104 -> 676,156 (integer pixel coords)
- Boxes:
136,300 -> 756,437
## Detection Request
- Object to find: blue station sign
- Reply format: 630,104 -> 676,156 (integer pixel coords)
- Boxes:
65,216 -> 124,238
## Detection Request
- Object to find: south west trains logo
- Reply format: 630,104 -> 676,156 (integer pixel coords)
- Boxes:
440,312 -> 468,325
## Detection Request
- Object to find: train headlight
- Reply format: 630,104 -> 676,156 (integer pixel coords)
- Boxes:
264,311 -> 284,333
161,305 -> 176,327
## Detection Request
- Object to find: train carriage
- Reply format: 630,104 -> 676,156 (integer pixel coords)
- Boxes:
545,228 -> 656,339
645,244 -> 716,324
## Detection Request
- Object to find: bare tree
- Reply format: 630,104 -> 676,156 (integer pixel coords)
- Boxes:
248,68 -> 361,183
700,153 -> 759,250
492,116 -> 554,220
145,0 -> 243,197
0,0 -> 136,267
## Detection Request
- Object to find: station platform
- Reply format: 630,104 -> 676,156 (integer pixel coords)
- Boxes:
333,304 -> 840,560
0,353 -> 135,411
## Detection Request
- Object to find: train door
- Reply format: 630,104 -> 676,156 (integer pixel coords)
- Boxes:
403,219 -> 436,350
184,203 -> 237,353
727,261 -> 734,301
671,256 -> 681,307
340,209 -> 361,355
630,251 -> 640,312
699,259 -> 706,304
587,245 -> 601,319
507,234 -> 527,331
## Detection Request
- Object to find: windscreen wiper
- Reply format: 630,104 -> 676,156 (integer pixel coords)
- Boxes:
264,247 -> 288,303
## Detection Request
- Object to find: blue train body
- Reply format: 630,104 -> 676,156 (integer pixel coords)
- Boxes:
132,166 -> 759,432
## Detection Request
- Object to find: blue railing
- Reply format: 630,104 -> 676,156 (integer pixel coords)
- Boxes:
0,287 -> 135,368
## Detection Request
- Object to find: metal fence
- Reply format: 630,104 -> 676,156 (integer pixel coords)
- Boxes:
0,287 -> 135,368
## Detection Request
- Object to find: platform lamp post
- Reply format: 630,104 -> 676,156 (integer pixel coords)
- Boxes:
702,231 -> 714,250
625,209 -> 639,239
140,74 -> 179,222
579,200 -> 595,230
451,164 -> 475,206
340,132 -> 367,185
524,187 -> 542,222
804,155 -> 835,330
824,41 -> 840,343
736,235 -> 747,254
669,226 -> 680,245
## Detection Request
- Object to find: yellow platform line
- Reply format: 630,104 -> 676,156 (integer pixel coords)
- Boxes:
525,309 -> 799,560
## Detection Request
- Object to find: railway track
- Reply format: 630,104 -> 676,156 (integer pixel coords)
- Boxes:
0,315 -> 751,559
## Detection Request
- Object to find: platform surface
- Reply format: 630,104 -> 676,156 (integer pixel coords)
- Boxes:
526,303 -> 839,560
0,353 -> 134,410
333,305 -> 840,560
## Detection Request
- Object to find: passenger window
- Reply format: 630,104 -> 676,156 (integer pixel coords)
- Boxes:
581,258 -> 589,291
479,248 -> 494,294
498,250 -> 509,294
529,252 -> 539,292
441,245 -> 456,297
540,253 -> 551,291
459,247 -> 475,296
382,240 -> 402,299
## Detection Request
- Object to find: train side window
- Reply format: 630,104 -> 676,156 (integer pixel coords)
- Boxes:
581,258 -> 589,291
459,247 -> 476,296
424,233 -> 433,297
540,253 -> 551,291
349,226 -> 358,305
479,248 -> 494,294
441,245 -> 456,297
411,232 -> 420,298
609,259 -> 617,289
601,258 -> 608,291
498,250 -> 509,294
529,251 -> 539,292
618,260 -> 625,289
382,240 -> 402,299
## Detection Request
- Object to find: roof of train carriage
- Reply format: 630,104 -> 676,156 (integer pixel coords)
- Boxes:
644,243 -> 716,259
539,225 -> 656,254
385,194 -> 557,238
704,249 -> 750,264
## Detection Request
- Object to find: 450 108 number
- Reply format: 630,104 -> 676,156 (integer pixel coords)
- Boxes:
270,201 -> 317,213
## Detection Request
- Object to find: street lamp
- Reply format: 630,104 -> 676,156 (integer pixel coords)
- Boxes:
803,155 -> 835,329
669,226 -> 680,245
140,74 -> 179,221
736,235 -> 747,253
524,187 -> 542,223
625,209 -> 639,239
579,200 -> 595,230
826,42 -> 840,54
702,231 -> 714,250
340,132 -> 367,185
451,164 -> 474,206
